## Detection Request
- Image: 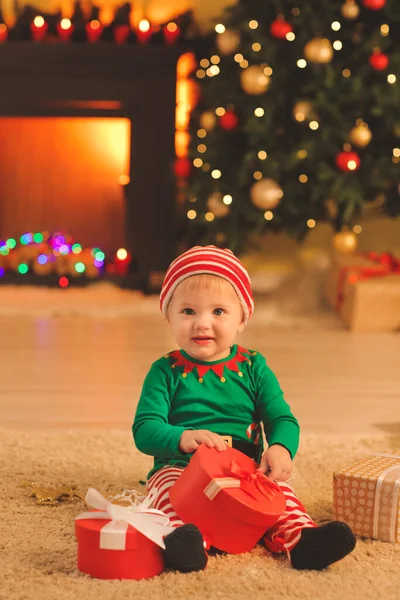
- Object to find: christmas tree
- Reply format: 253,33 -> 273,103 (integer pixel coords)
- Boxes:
180,0 -> 400,252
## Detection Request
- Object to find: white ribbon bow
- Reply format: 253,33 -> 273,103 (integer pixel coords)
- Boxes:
75,487 -> 175,550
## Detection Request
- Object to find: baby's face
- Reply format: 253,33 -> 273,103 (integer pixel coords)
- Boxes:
167,277 -> 245,362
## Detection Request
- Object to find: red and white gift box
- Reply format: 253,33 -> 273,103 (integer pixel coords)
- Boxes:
75,488 -> 175,580
169,445 -> 286,554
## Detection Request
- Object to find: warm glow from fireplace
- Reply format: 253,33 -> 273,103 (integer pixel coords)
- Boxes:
0,117 -> 130,253
175,52 -> 198,158
80,118 -> 130,176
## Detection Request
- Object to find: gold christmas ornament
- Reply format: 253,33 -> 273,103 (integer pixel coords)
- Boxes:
240,65 -> 270,95
250,178 -> 283,210
216,29 -> 241,55
199,110 -> 217,131
349,122 -> 372,147
206,192 -> 230,217
293,100 -> 313,122
304,38 -> 334,63
333,230 -> 358,254
341,0 -> 360,19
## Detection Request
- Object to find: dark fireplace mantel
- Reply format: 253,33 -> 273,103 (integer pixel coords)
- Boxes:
0,43 -> 182,291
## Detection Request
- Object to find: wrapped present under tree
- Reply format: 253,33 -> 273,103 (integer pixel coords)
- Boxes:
325,251 -> 400,332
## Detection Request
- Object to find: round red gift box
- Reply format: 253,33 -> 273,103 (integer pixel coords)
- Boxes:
170,445 -> 286,554
75,513 -> 164,580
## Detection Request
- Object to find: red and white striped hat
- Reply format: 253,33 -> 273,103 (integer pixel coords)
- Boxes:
160,246 -> 254,323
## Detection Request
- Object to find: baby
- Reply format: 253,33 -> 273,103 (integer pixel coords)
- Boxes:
133,245 -> 356,572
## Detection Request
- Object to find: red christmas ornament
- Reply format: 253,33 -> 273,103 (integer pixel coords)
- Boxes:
362,0 -> 386,9
336,151 -> 361,172
219,110 -> 239,131
270,18 -> 293,39
174,157 -> 192,179
369,50 -> 389,70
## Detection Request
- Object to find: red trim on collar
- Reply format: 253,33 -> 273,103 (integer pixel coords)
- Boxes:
168,345 -> 253,379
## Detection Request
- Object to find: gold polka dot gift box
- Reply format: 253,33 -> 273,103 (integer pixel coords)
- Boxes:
333,452 -> 400,543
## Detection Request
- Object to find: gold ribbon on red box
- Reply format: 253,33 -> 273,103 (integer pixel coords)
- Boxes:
336,252 -> 400,310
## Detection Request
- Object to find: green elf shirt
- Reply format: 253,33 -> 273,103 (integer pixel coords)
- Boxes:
132,344 -> 300,479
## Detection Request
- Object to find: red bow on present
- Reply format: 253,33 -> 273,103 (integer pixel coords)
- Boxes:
336,252 -> 400,310
228,460 -> 281,502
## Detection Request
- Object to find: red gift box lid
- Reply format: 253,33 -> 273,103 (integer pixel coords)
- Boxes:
75,513 -> 146,550
196,445 -> 286,525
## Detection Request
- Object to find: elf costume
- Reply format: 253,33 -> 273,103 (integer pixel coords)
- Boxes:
132,246 -> 356,573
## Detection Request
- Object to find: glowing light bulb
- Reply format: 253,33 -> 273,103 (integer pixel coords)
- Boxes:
34,16 -> 45,27
60,18 -> 71,30
116,248 -> 128,261
139,19 -> 150,32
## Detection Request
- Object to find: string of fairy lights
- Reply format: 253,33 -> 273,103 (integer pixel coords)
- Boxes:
185,2 -> 398,242
0,232 -> 132,286
0,11 -> 183,45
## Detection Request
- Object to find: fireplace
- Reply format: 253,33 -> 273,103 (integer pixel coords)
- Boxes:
0,43 -> 181,291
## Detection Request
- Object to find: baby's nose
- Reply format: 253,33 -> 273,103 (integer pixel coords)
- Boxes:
194,314 -> 211,329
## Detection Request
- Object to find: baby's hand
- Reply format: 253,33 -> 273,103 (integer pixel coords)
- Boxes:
257,444 -> 293,482
179,430 -> 228,454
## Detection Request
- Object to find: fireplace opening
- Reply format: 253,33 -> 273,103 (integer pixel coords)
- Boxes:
0,116 -> 131,257
0,43 -> 182,290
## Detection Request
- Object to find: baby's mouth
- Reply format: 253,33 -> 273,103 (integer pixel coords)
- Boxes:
192,337 -> 214,344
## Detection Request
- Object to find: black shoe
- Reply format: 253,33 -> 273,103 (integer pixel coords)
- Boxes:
163,524 -> 208,573
289,521 -> 356,571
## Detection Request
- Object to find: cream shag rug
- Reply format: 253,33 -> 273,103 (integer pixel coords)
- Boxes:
1,429 -> 399,600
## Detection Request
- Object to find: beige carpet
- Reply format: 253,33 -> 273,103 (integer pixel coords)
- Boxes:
1,430 -> 399,600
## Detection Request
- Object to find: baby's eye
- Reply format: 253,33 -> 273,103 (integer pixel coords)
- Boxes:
213,308 -> 224,316
182,308 -> 195,315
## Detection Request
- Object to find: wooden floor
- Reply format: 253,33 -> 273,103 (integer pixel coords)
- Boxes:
0,312 -> 399,435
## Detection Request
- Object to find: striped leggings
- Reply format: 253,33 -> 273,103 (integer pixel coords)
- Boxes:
147,466 -> 316,556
